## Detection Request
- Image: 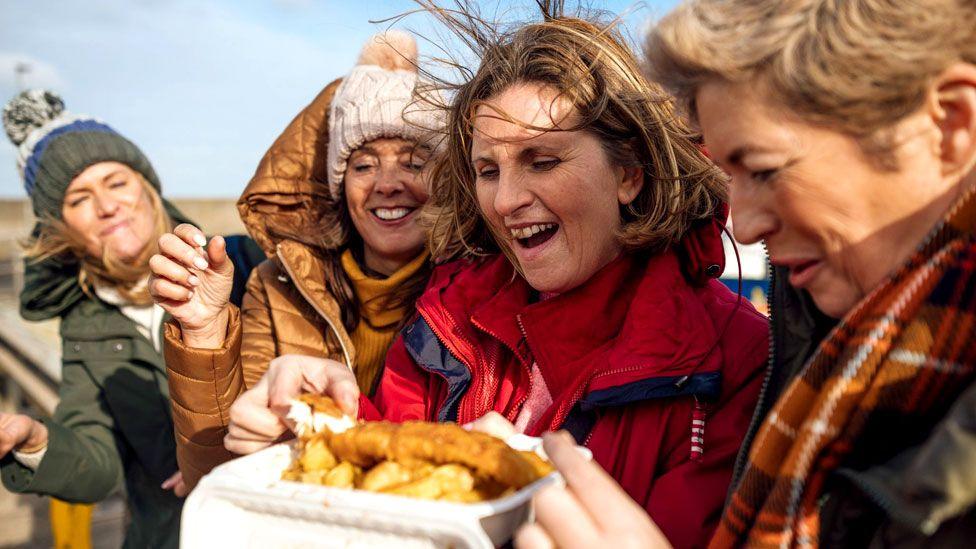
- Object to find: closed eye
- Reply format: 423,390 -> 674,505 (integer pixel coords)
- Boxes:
752,169 -> 778,184
531,158 -> 560,171
476,166 -> 499,180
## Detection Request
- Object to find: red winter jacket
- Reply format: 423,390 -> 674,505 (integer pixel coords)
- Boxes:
360,224 -> 768,548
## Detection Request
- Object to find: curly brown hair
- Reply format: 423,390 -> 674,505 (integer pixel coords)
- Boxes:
409,1 -> 727,263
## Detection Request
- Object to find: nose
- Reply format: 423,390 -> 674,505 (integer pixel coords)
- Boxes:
493,170 -> 534,217
729,178 -> 778,245
93,191 -> 120,218
372,160 -> 409,197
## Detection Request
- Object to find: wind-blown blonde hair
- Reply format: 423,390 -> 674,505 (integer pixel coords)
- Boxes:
24,176 -> 171,305
411,0 -> 727,263
645,0 -> 976,165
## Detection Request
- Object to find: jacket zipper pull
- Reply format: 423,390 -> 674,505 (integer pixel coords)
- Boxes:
691,396 -> 707,463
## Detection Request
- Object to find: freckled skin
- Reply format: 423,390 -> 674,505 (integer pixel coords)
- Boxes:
471,83 -> 642,293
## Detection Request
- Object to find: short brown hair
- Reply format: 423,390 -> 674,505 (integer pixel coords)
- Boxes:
414,1 -> 727,262
645,0 -> 976,141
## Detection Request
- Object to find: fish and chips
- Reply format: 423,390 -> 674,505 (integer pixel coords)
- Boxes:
281,395 -> 554,503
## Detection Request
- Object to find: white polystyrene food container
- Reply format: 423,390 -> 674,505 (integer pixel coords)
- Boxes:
180,434 -> 591,548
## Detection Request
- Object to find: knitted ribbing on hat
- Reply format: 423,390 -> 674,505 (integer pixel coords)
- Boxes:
326,30 -> 443,200
2,89 -> 161,219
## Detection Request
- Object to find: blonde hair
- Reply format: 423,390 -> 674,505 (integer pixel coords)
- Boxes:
24,176 -> 171,305
413,1 -> 727,262
645,0 -> 976,152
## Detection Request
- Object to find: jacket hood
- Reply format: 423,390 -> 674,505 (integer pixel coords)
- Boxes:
19,198 -> 192,321
237,79 -> 343,256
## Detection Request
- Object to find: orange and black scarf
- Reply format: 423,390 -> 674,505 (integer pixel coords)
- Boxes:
711,183 -> 976,549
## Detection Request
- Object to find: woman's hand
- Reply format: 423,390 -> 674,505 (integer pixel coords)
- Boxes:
224,355 -> 359,455
515,431 -> 672,549
161,471 -> 189,498
0,413 -> 48,457
149,223 -> 234,348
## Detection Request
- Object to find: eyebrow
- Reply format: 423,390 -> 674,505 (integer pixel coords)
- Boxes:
471,141 -> 563,164
100,169 -> 123,182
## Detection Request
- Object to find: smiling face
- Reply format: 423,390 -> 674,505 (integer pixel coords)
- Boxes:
471,82 -> 642,293
697,80 -> 960,318
61,161 -> 157,262
344,137 -> 430,275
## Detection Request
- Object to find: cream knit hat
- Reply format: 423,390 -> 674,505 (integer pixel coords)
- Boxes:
327,30 -> 442,200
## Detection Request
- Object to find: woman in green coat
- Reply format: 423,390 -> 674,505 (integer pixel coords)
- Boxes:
0,90 -> 261,548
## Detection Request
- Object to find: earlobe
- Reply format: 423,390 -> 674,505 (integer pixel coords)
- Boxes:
617,166 -> 644,205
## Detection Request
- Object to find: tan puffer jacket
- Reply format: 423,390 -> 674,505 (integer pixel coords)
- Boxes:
162,79 -> 359,490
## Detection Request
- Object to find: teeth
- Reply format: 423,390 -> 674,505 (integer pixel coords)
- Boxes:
373,207 -> 411,221
509,223 -> 556,240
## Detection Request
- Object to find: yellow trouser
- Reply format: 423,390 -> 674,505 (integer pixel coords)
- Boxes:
49,499 -> 92,549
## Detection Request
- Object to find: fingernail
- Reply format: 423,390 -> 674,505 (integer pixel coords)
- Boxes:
187,290 -> 194,300
193,234 -> 207,247
193,256 -> 209,270
188,275 -> 200,286
461,423 -> 473,431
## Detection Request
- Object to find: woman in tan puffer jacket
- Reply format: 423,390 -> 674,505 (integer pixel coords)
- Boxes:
147,31 -> 441,490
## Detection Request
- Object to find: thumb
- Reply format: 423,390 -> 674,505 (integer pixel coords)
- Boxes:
206,235 -> 233,275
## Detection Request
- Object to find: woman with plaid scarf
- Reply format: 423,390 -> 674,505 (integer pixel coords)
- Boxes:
517,1 -> 976,548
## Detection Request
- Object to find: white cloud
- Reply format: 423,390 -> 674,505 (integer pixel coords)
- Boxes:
0,53 -> 65,91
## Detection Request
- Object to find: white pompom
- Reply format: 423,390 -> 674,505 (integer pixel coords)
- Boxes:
3,89 -> 65,146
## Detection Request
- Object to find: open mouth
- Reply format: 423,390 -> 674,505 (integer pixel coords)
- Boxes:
371,207 -> 415,222
511,223 -> 559,249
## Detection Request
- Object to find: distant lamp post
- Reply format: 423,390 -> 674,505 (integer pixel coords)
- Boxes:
14,62 -> 32,91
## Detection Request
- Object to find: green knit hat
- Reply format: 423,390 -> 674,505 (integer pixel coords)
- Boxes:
2,89 -> 162,220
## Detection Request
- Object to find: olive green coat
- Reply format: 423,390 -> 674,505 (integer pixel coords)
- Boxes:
0,201 -> 189,549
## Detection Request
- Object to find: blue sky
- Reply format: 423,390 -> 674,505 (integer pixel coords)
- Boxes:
0,0 -> 677,198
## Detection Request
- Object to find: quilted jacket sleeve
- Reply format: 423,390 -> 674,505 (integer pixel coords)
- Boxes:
163,304 -> 246,490
164,263 -> 284,490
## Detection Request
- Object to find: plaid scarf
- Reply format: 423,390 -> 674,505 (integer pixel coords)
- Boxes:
711,183 -> 976,549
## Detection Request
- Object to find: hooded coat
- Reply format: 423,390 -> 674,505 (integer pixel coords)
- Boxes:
358,218 -> 770,548
162,80 -> 366,490
0,200 -> 261,549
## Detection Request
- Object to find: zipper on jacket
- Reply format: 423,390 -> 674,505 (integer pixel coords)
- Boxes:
729,250 -> 778,490
276,245 -> 354,370
468,314 -> 531,425
416,303 -> 483,423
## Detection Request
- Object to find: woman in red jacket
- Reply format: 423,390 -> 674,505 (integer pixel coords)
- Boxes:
230,6 -> 768,547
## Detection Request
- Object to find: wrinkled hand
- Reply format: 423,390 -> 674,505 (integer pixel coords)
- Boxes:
0,413 -> 47,457
161,470 -> 189,498
225,355 -> 359,455
515,431 -> 671,549
149,223 -> 234,347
